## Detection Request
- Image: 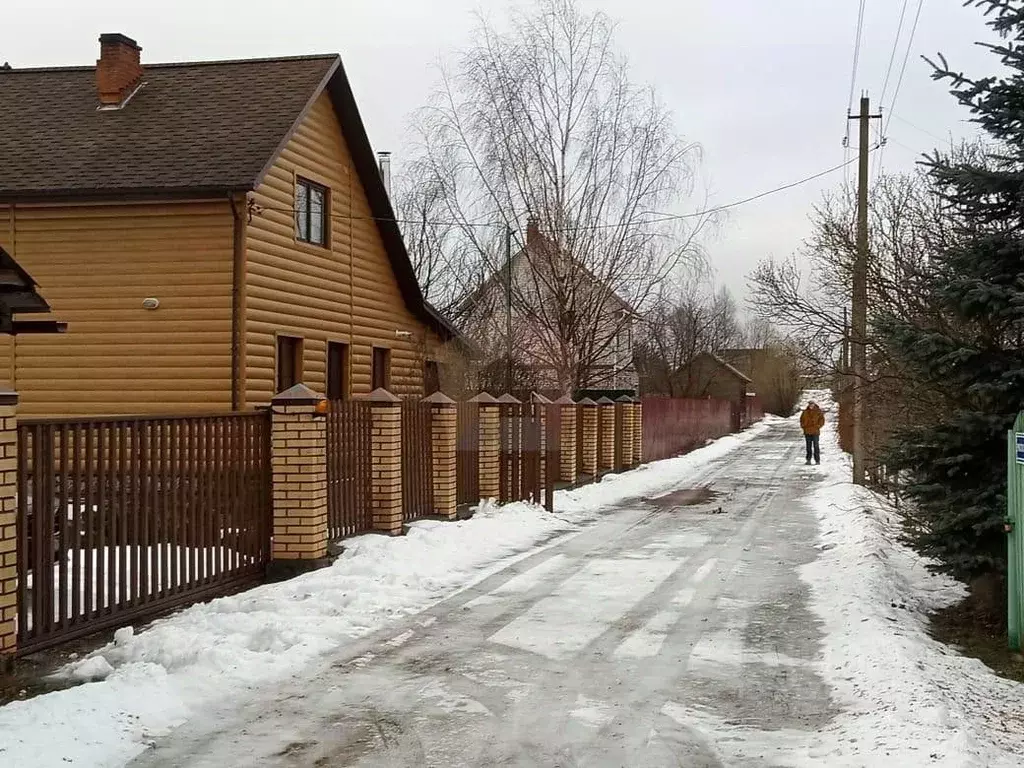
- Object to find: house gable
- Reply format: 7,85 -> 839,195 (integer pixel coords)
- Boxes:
244,90 -> 443,403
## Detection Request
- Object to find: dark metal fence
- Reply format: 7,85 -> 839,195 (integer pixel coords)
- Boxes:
401,401 -> 434,521
543,403 -> 560,512
641,397 -> 733,463
456,403 -> 479,506
327,401 -> 373,539
16,412 -> 271,655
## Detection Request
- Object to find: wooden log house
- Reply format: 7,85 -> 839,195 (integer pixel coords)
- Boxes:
0,33 -> 460,416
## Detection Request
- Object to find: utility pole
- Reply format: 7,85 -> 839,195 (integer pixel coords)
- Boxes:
848,95 -> 882,485
505,224 -> 513,395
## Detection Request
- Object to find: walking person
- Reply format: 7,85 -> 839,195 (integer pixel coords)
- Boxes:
800,401 -> 825,465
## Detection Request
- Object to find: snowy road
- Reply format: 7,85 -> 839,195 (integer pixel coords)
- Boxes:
132,417 -> 835,767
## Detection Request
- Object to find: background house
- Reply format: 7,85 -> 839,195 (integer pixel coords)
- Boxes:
0,34 -> 460,416
458,220 -> 638,397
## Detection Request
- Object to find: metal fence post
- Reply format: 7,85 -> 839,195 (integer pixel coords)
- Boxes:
0,390 -> 17,669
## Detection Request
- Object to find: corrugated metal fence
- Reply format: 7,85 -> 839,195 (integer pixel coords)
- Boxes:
641,397 -> 734,463
326,401 -> 373,539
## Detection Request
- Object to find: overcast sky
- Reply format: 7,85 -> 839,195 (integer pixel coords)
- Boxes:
2,1 -> 995,305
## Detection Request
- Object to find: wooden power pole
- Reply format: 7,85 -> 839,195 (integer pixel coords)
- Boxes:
848,95 -> 882,485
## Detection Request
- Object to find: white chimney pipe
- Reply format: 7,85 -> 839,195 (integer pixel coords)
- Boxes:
377,151 -> 392,199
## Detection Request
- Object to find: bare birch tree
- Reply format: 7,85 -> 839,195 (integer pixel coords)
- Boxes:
399,0 -> 709,391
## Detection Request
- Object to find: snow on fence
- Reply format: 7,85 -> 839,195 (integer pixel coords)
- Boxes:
16,412 -> 271,654
641,397 -> 734,462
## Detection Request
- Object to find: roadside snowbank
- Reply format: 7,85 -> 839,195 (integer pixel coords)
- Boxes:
0,418 -> 770,768
802,391 -> 1024,767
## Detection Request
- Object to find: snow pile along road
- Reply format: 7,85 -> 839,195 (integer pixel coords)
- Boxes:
0,418 -> 772,768
801,391 -> 1024,767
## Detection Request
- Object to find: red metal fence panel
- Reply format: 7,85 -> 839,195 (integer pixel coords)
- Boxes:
401,401 -> 434,522
327,401 -> 373,539
16,411 -> 271,655
640,397 -> 734,463
456,403 -> 479,506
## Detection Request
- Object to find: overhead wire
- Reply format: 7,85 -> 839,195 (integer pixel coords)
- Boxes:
844,0 -> 869,186
254,152 -> 870,233
883,0 -> 925,136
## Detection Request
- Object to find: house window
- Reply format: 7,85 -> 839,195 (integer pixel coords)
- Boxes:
424,360 -> 441,395
372,347 -> 391,391
327,341 -> 350,401
295,177 -> 328,246
276,335 -> 303,393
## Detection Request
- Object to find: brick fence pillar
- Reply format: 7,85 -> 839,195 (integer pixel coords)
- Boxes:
633,399 -> 643,465
270,384 -> 329,572
367,389 -> 403,535
618,395 -> 636,469
0,390 -> 17,669
555,395 -> 577,485
472,393 -> 500,502
424,391 -> 457,520
578,398 -> 598,478
597,397 -> 616,473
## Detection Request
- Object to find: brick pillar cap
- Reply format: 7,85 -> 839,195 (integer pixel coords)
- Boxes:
596,396 -> 616,405
554,395 -> 575,406
497,393 -> 522,404
362,388 -> 401,403
530,392 -> 552,404
271,383 -> 324,405
422,391 -> 455,405
577,397 -> 598,406
616,395 -> 636,403
468,392 -> 499,404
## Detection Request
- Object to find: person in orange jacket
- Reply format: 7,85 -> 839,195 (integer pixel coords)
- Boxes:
800,401 -> 825,465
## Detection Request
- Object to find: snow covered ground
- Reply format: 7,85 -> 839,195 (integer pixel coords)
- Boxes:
795,392 -> 1024,767
5,395 -> 1024,768
0,422 -> 772,768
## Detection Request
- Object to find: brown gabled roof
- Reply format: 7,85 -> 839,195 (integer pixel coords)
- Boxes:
0,51 -> 461,341
0,55 -> 337,198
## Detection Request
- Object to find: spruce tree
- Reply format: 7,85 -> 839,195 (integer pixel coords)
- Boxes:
878,0 -> 1024,585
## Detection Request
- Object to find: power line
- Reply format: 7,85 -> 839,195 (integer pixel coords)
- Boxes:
883,0 -> 925,136
253,153 -> 868,233
846,0 -> 869,121
880,0 -> 911,107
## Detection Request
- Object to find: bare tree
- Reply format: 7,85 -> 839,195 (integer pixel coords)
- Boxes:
636,284 -> 740,396
401,0 -> 709,392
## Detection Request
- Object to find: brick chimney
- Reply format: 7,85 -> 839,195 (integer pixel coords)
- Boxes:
96,33 -> 143,107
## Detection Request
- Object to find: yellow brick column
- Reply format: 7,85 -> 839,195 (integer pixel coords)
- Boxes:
270,384 -> 329,577
0,390 -> 18,668
578,397 -> 598,479
633,399 -> 643,465
367,389 -> 403,535
472,393 -> 500,502
617,395 -> 636,469
424,392 -> 457,520
597,397 -> 616,473
555,395 -> 577,485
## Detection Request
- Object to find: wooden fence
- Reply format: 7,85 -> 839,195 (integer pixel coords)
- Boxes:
401,401 -> 434,522
326,401 -> 373,539
16,412 -> 271,654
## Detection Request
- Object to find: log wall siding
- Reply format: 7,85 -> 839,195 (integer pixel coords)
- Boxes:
245,92 -> 441,406
0,201 -> 234,416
